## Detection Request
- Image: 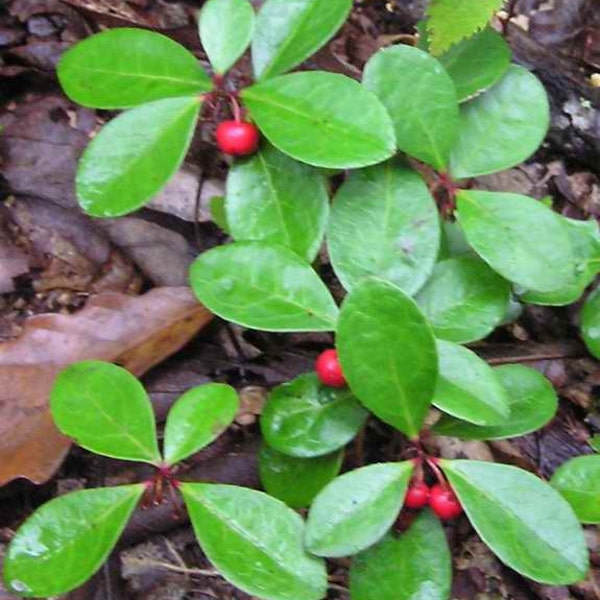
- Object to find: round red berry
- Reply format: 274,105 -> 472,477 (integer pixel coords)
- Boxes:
404,481 -> 430,509
315,349 -> 346,388
216,120 -> 259,156
429,483 -> 462,520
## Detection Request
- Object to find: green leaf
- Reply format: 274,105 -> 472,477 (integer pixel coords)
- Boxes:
327,160 -> 440,295
363,45 -> 459,170
50,361 -> 161,464
582,286 -> 600,359
252,0 -> 351,80
438,218 -> 476,259
163,383 -> 239,466
181,483 -> 327,600
449,65 -> 550,178
305,462 -> 413,557
258,444 -> 343,509
226,143 -> 329,261
457,190 -> 575,293
349,511 -> 452,600
441,460 -> 589,584
337,279 -> 438,437
434,364 -> 558,440
209,195 -> 229,233
58,28 -> 211,109
551,455 -> 600,524
189,241 -> 338,331
260,373 -> 368,457
589,435 -> 600,453
4,485 -> 144,597
242,71 -> 395,169
438,27 -> 511,102
416,256 -> 510,343
76,96 -> 201,217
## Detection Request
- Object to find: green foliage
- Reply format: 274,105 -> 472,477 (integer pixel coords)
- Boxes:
581,286 -> 600,359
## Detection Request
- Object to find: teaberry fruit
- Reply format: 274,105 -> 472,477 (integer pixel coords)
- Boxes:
315,349 -> 347,388
429,483 -> 462,520
216,120 -> 259,156
404,481 -> 430,509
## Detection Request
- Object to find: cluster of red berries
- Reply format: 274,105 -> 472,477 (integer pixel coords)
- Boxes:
404,480 -> 462,520
216,119 -> 260,156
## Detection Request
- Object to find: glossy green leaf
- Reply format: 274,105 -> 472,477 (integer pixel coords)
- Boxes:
189,241 -> 338,331
441,460 -> 589,584
588,435 -> 600,453
457,190 -> 575,292
449,65 -> 549,178
350,511 -> 452,600
76,96 -> 201,217
50,361 -> 161,464
252,0 -> 351,80
242,71 -> 395,169
416,256 -> 510,343
582,286 -> 600,359
363,45 -> 459,170
438,218 -> 476,259
4,485 -> 144,597
181,483 -> 327,600
261,373 -> 368,457
551,455 -> 600,524
305,462 -> 413,557
58,28 -> 211,109
163,383 -> 239,466
258,444 -> 343,508
327,160 -> 440,294
226,143 -> 329,261
337,279 -> 438,437
434,364 -> 558,440
209,195 -> 229,233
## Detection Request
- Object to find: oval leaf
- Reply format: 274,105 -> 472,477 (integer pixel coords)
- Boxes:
581,286 -> 600,359
242,71 -> 396,169
337,279 -> 438,437
305,462 -> 413,557
77,96 -> 201,217
4,485 -> 144,597
441,460 -> 589,584
327,160 -> 440,295
50,361 -> 161,464
58,28 -> 211,109
181,483 -> 327,600
189,241 -> 338,331
163,383 -> 239,466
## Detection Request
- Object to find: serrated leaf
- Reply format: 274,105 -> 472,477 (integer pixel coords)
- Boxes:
181,483 -> 327,600
327,160 -> 440,295
441,460 -> 589,584
363,45 -> 459,169
252,0 -> 351,80
50,361 -> 160,464
189,241 -> 338,332
4,485 -> 144,597
242,71 -> 395,169
57,28 -> 211,109
76,96 -> 201,217
582,286 -> 600,359
337,279 -> 438,437
305,462 -> 413,557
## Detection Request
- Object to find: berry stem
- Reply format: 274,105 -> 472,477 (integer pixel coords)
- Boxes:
228,93 -> 243,122
425,456 -> 447,486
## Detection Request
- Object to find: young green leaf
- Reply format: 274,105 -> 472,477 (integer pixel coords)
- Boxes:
581,286 -> 600,359
252,0 -> 351,80
327,160 -> 440,295
209,195 -> 229,233
449,65 -> 549,178
50,361 -> 161,464
58,28 -> 211,109
457,190 -> 575,293
260,373 -> 368,457
181,483 -> 327,600
189,241 -> 338,331
226,143 -> 329,262
305,462 -> 413,557
415,256 -> 510,343
4,485 -> 144,597
441,460 -> 589,584
163,383 -> 239,466
77,96 -> 201,217
363,45 -> 459,170
242,71 -> 395,169
349,511 -> 452,600
258,444 -> 343,509
337,279 -> 438,437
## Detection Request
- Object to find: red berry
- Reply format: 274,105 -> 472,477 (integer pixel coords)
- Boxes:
315,349 -> 346,388
429,484 -> 462,520
404,481 -> 430,509
216,120 -> 259,156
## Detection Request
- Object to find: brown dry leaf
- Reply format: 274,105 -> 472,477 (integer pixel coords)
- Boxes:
0,287 -> 212,486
